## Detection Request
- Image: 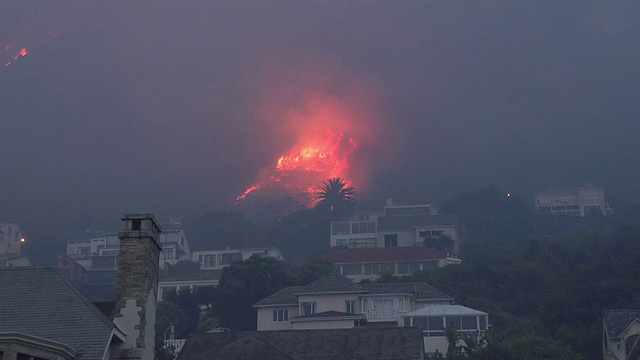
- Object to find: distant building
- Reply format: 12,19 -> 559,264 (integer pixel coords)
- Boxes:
330,199 -> 461,256
0,221 -> 25,255
535,184 -> 613,217
192,247 -> 284,270
65,219 -> 192,269
326,246 -> 461,282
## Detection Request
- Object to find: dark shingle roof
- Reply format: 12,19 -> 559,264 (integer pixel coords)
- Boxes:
361,283 -> 453,301
254,286 -> 306,307
604,310 -> 640,338
297,272 -> 364,294
326,247 -> 448,263
377,215 -> 459,231
177,328 -> 424,360
0,267 -> 114,359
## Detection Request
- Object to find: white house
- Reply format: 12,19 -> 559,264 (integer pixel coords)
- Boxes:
0,221 -> 25,255
193,247 -> 284,270
603,310 -> 640,360
253,272 -> 487,354
535,183 -> 613,217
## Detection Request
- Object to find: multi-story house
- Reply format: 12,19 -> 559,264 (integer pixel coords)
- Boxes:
326,247 -> 461,282
253,272 -> 488,355
0,221 -> 25,255
330,200 -> 461,256
65,220 -> 192,269
535,183 -> 613,217
193,247 -> 284,270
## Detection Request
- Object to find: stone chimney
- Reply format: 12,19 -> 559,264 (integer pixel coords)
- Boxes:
111,214 -> 162,360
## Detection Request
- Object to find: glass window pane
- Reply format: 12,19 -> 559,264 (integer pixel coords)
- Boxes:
479,316 -> 487,330
461,316 -> 477,330
445,316 -> 461,329
428,317 -> 444,331
413,317 -> 428,329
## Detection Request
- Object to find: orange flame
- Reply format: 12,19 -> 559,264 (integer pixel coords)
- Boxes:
1,46 -> 28,71
236,131 -> 357,204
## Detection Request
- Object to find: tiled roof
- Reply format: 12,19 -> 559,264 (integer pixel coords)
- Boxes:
377,215 -> 459,231
297,272 -> 365,294
177,328 -> 425,360
0,267 -> 114,359
254,286 -> 306,307
361,283 -> 453,301
604,310 -> 640,338
326,247 -> 448,263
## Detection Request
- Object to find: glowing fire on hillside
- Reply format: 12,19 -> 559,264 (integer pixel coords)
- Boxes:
1,45 -> 29,71
236,130 -> 357,204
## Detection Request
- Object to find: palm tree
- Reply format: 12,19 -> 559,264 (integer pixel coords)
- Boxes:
315,178 -> 356,220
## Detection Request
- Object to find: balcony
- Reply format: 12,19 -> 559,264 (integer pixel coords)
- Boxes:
164,339 -> 186,354
367,308 -> 398,321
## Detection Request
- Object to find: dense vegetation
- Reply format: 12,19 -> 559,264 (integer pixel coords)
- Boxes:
157,187 -> 640,359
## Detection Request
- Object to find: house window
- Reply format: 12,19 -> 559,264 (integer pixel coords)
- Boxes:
398,298 -> 405,312
346,300 -> 356,314
384,234 -> 398,247
203,255 -> 216,268
273,309 -> 289,322
335,239 -> 347,246
301,302 -> 316,316
342,264 -> 362,275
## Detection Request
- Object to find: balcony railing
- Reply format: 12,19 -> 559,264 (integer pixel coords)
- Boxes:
164,339 -> 186,354
367,308 -> 398,321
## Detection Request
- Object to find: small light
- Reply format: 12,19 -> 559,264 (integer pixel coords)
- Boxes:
506,193 -> 512,197
20,238 -> 26,242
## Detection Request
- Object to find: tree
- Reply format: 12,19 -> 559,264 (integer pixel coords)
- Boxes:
209,255 -> 294,330
315,177 -> 356,220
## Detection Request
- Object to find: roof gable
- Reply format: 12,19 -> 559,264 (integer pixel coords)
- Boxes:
254,286 -> 306,307
0,267 -> 114,359
297,272 -> 364,294
604,310 -> 640,338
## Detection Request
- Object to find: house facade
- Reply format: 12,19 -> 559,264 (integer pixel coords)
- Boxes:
326,247 -> 461,282
253,272 -> 485,355
65,220 -> 191,269
0,221 -> 24,255
535,184 -> 613,217
330,200 -> 461,257
192,247 -> 284,270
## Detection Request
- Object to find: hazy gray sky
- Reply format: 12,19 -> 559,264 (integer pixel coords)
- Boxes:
1,1 -> 639,226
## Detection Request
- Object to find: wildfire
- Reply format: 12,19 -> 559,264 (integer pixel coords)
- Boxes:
236,131 -> 357,204
1,45 -> 29,70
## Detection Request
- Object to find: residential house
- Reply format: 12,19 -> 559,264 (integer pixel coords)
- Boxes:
0,214 -> 162,360
330,200 -> 461,257
0,221 -> 25,255
176,328 -> 425,360
603,310 -> 640,360
253,272 -> 487,355
65,219 -> 192,269
402,305 -> 489,354
535,183 -> 613,217
193,247 -> 284,270
326,247 -> 461,282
